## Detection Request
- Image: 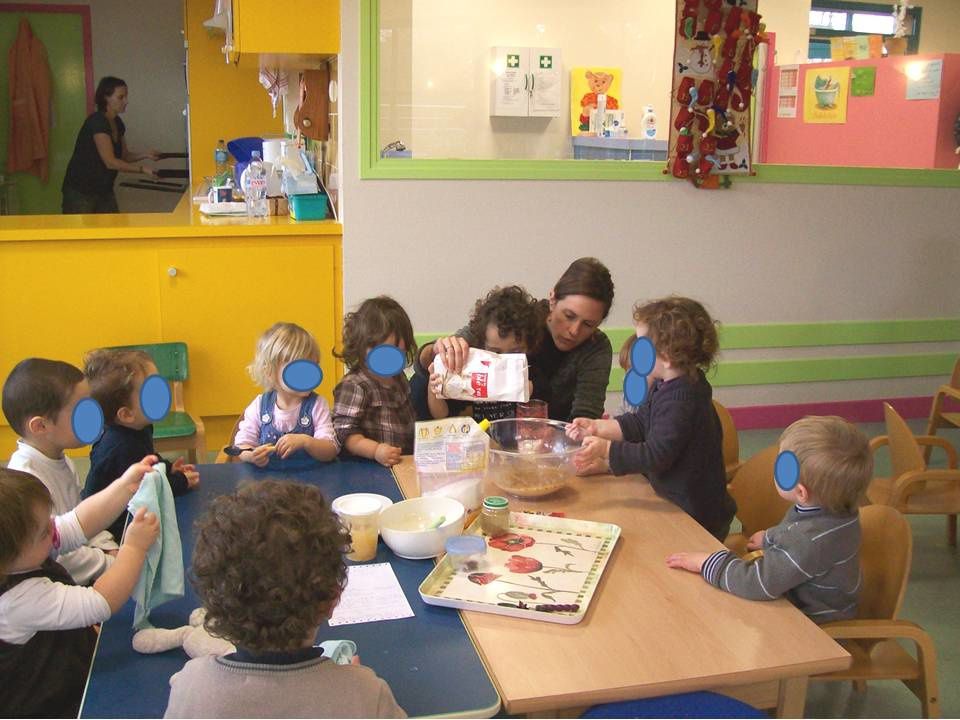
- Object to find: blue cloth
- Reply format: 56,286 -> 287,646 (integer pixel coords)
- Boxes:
257,390 -> 319,472
582,691 -> 767,718
127,465 -> 184,629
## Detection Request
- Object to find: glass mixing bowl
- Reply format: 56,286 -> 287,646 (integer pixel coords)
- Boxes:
486,418 -> 581,498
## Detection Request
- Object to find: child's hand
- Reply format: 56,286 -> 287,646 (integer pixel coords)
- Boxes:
242,444 -> 275,467
123,507 -> 160,552
433,335 -> 470,374
115,455 -> 160,496
574,436 -> 610,472
172,458 -> 200,488
374,443 -> 402,467
566,417 -> 598,442
665,552 -> 709,574
428,365 -> 444,398
746,530 -> 766,551
275,433 -> 308,459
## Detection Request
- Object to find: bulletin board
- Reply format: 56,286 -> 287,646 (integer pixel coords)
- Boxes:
667,0 -> 763,188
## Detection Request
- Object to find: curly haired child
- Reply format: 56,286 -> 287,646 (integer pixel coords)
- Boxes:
569,296 -> 737,540
164,480 -> 405,718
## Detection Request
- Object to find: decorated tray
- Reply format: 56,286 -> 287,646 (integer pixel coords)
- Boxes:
419,512 -> 620,624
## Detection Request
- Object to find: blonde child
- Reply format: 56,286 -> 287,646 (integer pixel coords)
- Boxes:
667,416 -> 873,623
84,349 -> 200,540
333,297 -> 417,467
3,358 -> 118,584
164,480 -> 405,718
569,296 -> 736,540
233,322 -> 339,470
0,458 -> 160,717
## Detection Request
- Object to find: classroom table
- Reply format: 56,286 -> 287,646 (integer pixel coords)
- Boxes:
392,458 -> 851,718
79,458 -> 500,719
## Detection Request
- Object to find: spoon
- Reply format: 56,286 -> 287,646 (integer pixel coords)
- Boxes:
428,515 -> 446,530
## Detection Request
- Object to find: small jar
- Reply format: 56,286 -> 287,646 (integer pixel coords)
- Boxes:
480,496 -> 510,537
445,535 -> 487,572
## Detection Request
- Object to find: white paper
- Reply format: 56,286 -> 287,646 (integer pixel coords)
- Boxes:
905,59 -> 942,100
328,563 -> 415,626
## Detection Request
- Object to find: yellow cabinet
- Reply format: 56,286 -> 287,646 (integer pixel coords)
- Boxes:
233,0 -> 339,56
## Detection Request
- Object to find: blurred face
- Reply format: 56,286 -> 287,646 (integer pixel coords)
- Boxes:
10,503 -> 55,573
634,322 -> 670,381
547,294 -> 605,351
105,85 -> 128,114
43,380 -> 92,451
483,323 -> 527,355
122,362 -> 159,429
275,361 -> 312,400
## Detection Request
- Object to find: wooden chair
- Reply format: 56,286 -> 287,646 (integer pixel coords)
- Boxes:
868,402 -> 960,547
712,399 -> 742,482
924,356 -> 960,463
723,445 -> 792,555
812,504 -> 940,718
112,342 -> 207,464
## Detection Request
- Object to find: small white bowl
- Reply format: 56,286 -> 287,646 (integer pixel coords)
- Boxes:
379,496 -> 466,559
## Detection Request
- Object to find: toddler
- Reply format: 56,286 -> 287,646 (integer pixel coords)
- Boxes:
164,480 -> 405,718
333,297 -> 417,467
233,322 -> 338,470
569,296 -> 736,540
667,416 -> 873,623
3,358 -> 118,584
84,349 -> 199,540
0,458 -> 159,717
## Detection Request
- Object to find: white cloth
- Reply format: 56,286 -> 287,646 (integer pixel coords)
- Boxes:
258,67 -> 288,117
9,441 -> 116,584
0,511 -> 111,645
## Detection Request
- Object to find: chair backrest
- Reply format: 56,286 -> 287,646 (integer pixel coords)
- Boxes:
884,402 -> 925,477
856,504 -> 912,620
949,355 -> 960,389
712,399 -> 740,475
110,342 -> 189,382
726,445 -> 792,535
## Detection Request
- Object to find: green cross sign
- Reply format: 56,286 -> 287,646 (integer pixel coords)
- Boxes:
507,54 -> 520,68
540,55 -> 552,69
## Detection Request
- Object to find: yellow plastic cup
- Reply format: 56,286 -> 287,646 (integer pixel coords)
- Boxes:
332,495 -> 383,562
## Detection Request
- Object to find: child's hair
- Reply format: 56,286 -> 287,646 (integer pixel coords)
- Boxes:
553,257 -> 615,320
247,322 -> 320,390
84,349 -> 154,425
632,296 -> 719,375
190,480 -> 350,652
2,358 -> 85,436
778,416 -> 873,515
618,334 -> 636,371
0,468 -> 53,581
336,296 -> 416,371
466,285 -> 544,353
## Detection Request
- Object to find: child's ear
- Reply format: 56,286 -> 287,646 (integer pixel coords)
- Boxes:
25,415 -> 47,436
116,405 -> 135,425
795,482 -> 812,505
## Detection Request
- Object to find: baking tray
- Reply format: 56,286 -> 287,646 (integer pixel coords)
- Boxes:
419,512 -> 620,624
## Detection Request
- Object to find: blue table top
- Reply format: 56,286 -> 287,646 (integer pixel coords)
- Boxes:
80,459 -> 500,718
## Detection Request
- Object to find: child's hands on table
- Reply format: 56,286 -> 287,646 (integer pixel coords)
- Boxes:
566,417 -> 598,442
275,433 -> 309,459
172,457 -> 200,488
375,443 -> 402,467
746,530 -> 766,551
665,551 -> 709,574
241,444 -> 275,467
574,436 -> 610,474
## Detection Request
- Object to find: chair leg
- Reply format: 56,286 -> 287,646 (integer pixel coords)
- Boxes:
948,515 -> 957,548
923,398 -> 943,464
853,680 -> 867,693
903,628 -> 941,718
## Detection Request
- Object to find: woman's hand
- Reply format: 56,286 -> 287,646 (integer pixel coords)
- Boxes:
433,335 -> 470,374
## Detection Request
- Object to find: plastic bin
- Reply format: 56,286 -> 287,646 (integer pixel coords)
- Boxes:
288,193 -> 329,220
572,136 -> 668,161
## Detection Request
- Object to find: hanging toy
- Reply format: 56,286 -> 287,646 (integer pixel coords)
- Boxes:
679,0 -> 699,39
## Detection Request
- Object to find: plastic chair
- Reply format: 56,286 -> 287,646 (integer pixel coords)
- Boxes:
812,505 -> 941,718
867,402 -> 959,547
712,399 -> 742,482
582,691 -> 766,718
924,356 -> 960,463
111,342 -> 207,464
723,445 -> 792,555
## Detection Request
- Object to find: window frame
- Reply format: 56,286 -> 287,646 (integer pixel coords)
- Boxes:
809,0 -> 922,55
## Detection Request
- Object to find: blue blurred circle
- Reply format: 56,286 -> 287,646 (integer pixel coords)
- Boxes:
72,398 -> 104,445
140,375 -> 172,422
775,450 -> 801,491
623,370 -> 649,407
282,359 -> 323,392
367,345 -> 406,377
631,337 -> 656,376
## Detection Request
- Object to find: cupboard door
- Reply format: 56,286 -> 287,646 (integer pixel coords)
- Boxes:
157,241 -> 339,417
234,0 -> 339,55
490,47 -> 530,117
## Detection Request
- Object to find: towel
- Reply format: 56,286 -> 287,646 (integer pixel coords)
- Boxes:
127,465 -> 184,629
258,66 -> 288,118
6,18 -> 52,181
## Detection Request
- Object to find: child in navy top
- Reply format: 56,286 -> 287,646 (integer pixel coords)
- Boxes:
234,322 -> 338,471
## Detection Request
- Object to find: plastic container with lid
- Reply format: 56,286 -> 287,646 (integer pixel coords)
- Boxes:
480,496 -> 510,537
444,535 -> 487,572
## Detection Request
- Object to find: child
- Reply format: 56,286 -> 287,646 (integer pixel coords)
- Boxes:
164,480 -> 406,718
666,416 -> 873,624
232,322 -> 338,470
3,358 -> 118,584
333,297 -> 417,467
83,349 -> 200,541
569,296 -> 736,540
0,458 -> 160,717
415,285 -> 545,423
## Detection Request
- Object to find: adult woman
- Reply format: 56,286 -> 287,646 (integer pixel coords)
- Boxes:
422,257 -> 615,422
61,77 -> 158,214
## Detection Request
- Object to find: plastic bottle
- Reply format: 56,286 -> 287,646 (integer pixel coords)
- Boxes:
214,139 -> 229,185
595,93 -> 607,135
244,150 -> 268,218
641,105 -> 657,139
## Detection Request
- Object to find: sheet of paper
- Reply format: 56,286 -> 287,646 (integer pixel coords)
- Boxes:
328,563 -> 415,626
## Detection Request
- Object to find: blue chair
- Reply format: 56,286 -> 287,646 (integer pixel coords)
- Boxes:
582,691 -> 767,718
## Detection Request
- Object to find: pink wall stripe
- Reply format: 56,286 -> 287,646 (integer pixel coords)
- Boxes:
728,395 -> 960,430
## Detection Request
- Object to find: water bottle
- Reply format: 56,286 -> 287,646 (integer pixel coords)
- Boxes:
214,139 -> 229,185
641,105 -> 657,139
244,150 -> 268,218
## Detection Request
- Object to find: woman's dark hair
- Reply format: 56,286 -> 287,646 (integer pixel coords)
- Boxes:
553,257 -> 615,319
95,76 -> 127,112
190,480 -> 351,653
335,295 -> 417,371
466,286 -> 544,353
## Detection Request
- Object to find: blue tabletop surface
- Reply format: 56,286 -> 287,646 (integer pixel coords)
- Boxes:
80,458 -> 500,718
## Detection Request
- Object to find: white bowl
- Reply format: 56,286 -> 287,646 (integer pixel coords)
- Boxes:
379,496 -> 466,559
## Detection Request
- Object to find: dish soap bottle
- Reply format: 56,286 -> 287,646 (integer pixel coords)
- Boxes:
641,106 -> 657,139
214,139 -> 229,185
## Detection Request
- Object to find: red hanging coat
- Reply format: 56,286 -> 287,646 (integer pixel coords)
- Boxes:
6,18 -> 52,182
